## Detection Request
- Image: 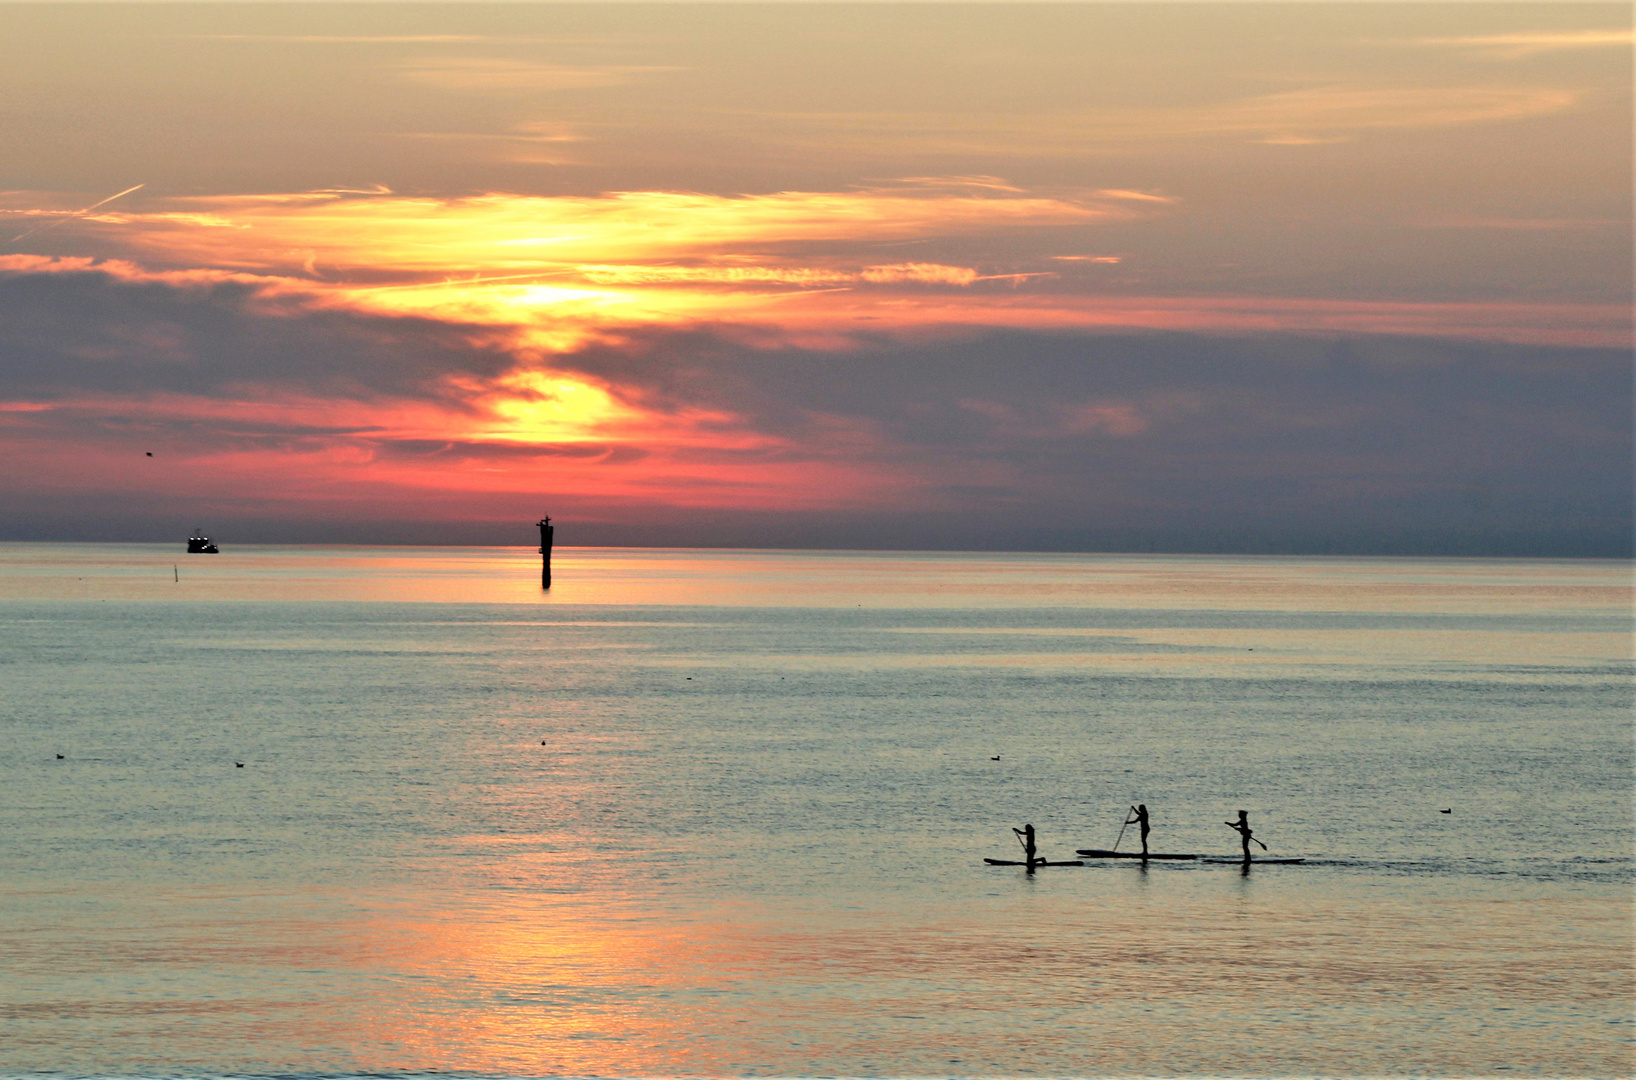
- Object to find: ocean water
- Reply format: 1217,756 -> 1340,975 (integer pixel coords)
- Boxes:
0,544 -> 1630,1078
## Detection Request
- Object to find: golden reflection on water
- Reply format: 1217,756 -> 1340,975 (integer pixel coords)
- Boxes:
397,889 -> 1627,1076
14,882 -> 1620,1077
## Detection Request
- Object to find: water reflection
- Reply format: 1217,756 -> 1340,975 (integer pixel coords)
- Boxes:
0,543 -> 1630,614
0,545 -> 1629,1076
10,882 -> 1625,1076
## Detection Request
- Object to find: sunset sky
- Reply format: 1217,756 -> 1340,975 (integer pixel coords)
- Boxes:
0,3 -> 1629,552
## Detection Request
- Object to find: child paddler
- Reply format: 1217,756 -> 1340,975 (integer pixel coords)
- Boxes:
1224,810 -> 1268,862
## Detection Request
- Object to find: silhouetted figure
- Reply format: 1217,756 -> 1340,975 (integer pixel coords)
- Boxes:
537,516 -> 554,589
1225,810 -> 1268,862
1013,823 -> 1039,869
1126,803 -> 1151,858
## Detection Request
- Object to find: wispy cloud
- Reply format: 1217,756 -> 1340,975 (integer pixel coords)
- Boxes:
187,35 -> 496,44
760,84 -> 1579,155
399,122 -> 584,146
1424,216 -> 1624,232
6,184 -> 144,246
178,34 -> 610,46
1089,189 -> 1176,203
1414,28 -> 1635,58
1227,85 -> 1578,138
392,121 -> 589,165
397,57 -> 676,92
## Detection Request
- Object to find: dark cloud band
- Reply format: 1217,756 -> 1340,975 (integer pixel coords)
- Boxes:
0,261 -> 1628,555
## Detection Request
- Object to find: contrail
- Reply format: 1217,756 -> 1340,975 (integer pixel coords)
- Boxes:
8,183 -> 145,245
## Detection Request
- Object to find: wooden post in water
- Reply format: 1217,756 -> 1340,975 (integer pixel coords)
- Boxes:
537,516 -> 554,589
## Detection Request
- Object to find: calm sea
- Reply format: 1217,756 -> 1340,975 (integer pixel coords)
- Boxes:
0,545 -> 1630,1078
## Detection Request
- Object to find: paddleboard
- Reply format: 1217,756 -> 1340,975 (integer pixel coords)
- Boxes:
1200,857 -> 1306,864
1077,849 -> 1197,860
983,858 -> 1085,867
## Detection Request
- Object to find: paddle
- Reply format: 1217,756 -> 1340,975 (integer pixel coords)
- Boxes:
1111,808 -> 1131,853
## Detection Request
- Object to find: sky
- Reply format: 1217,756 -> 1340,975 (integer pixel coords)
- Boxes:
0,2 -> 1629,553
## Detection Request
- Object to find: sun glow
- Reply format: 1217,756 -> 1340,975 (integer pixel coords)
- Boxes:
479,372 -> 642,443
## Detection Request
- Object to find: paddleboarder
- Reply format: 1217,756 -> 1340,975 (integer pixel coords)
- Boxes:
1125,803 -> 1151,858
1224,810 -> 1268,862
1013,823 -> 1039,867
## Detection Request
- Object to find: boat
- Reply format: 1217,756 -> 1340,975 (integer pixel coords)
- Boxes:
186,529 -> 219,554
984,858 -> 1085,867
1077,849 -> 1197,860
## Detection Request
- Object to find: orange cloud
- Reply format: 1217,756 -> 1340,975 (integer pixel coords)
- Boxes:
72,187 -> 1119,278
0,184 -> 1154,350
567,262 -> 980,288
16,177 -> 1615,351
858,263 -> 982,285
13,182 -> 1609,349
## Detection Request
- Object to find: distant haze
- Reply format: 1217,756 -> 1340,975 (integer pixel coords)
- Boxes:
0,4 -> 1629,554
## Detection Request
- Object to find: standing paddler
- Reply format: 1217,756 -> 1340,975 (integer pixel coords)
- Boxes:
1125,803 -> 1151,858
1013,823 -> 1039,867
1224,810 -> 1268,862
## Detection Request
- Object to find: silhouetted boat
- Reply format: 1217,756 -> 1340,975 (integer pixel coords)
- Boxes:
1077,849 -> 1198,860
186,530 -> 219,554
